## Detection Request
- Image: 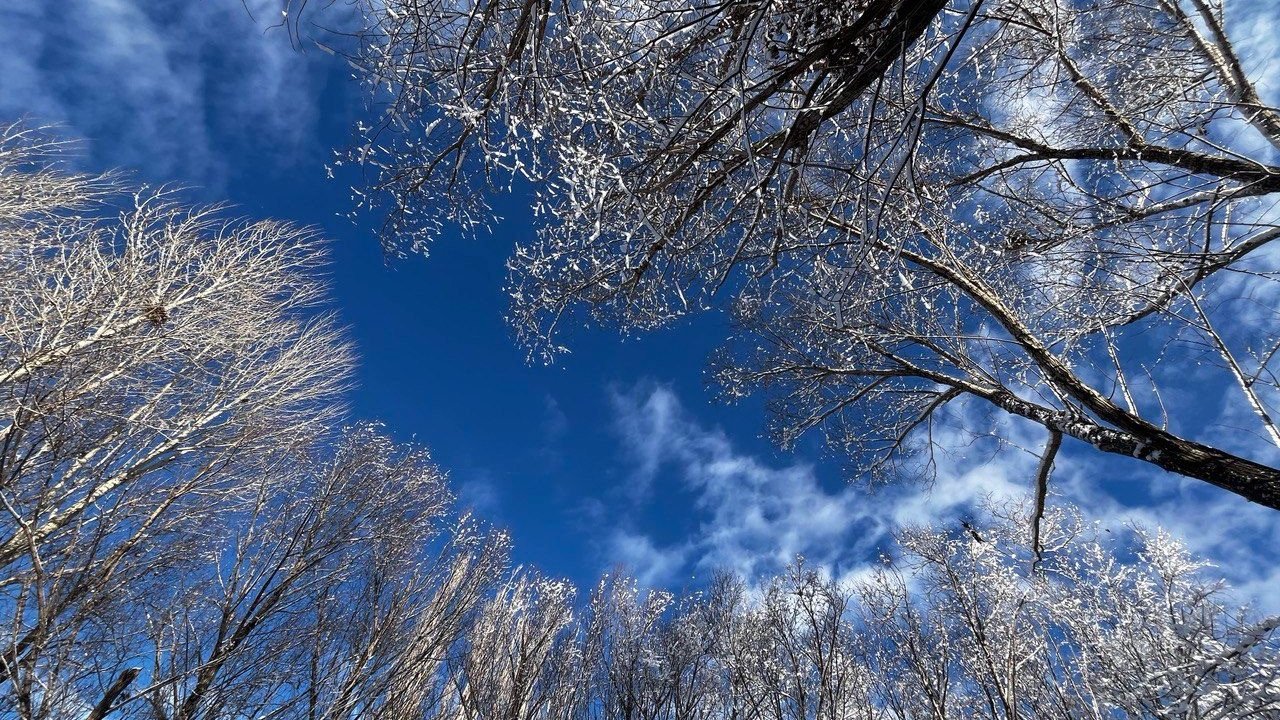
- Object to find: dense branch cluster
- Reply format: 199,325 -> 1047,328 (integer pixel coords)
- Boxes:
0,126 -> 509,720
498,507 -> 1280,720
334,0 -> 1280,506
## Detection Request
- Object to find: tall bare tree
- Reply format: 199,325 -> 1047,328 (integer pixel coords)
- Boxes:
332,0 -> 1280,508
0,123 -> 356,719
309,0 -> 952,252
0,125 -> 512,720
441,571 -> 581,720
135,425 -> 507,720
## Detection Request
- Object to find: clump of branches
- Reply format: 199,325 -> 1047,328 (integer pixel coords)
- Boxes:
0,124 -> 508,720
325,0 -> 1280,509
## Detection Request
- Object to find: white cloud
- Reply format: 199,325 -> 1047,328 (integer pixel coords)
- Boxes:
543,394 -> 569,439
610,384 -> 684,501
601,383 -> 1280,612
603,384 -> 1033,585
0,0 -> 343,187
605,529 -> 689,588
457,473 -> 502,517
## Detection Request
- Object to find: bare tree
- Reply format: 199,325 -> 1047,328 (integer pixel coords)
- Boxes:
134,425 -> 507,720
709,0 -> 1280,505
442,571 -> 581,720
0,123 -> 356,719
333,0 -> 1280,508
717,563 -> 877,720
585,575 -> 679,720
0,123 -> 542,720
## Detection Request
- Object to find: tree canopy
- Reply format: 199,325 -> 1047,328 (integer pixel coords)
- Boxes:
330,0 -> 1280,509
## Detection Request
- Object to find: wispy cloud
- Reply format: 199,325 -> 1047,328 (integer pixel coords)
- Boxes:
456,472 -> 502,518
0,0 -> 341,187
605,529 -> 690,589
602,383 -> 1024,586
601,382 -> 1280,611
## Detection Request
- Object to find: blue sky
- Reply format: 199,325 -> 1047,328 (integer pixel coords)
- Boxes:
3,0 -> 1278,606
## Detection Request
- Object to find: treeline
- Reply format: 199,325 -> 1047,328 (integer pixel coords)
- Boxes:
1,126 -> 1276,719
457,510 -> 1280,720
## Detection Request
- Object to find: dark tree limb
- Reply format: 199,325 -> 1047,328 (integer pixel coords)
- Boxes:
86,667 -> 140,720
1031,430 -> 1062,569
